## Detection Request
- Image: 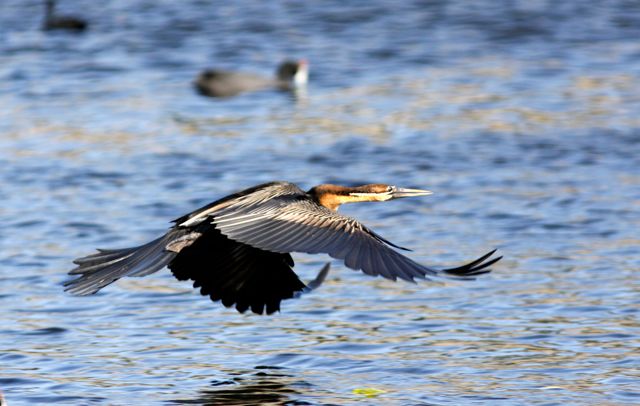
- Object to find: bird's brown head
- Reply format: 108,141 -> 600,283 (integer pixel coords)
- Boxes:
308,183 -> 432,211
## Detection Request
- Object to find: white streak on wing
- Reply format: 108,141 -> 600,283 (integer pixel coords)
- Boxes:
179,206 -> 220,227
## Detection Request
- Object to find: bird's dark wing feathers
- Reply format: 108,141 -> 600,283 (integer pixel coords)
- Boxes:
168,227 -> 323,315
172,181 -> 295,226
209,195 -> 499,282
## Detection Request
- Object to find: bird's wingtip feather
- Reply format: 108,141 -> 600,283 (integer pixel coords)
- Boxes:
440,249 -> 502,278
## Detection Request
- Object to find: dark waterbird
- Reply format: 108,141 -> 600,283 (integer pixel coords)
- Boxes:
43,0 -> 87,32
194,60 -> 308,97
65,182 -> 501,314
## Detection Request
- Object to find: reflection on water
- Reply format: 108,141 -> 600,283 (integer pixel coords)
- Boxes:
172,367 -> 303,406
1,0 -> 639,404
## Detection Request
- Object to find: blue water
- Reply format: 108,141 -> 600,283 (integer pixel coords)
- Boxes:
1,1 -> 639,404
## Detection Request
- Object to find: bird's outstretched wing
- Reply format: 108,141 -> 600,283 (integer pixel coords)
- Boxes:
205,195 -> 500,282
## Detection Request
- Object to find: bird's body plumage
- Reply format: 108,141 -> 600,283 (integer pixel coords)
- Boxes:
66,181 -> 500,314
43,0 -> 87,32
194,60 -> 308,97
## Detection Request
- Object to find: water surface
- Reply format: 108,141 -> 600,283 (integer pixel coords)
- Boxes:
1,1 -> 639,404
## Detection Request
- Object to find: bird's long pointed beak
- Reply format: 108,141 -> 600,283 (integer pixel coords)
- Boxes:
391,187 -> 433,199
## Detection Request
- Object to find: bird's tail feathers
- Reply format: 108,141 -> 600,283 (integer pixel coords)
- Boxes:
64,229 -> 188,296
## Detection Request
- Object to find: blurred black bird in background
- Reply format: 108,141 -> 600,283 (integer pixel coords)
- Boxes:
65,182 -> 501,314
194,60 -> 308,97
43,0 -> 87,32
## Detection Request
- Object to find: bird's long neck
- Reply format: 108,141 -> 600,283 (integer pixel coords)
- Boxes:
308,184 -> 383,211
313,193 -> 347,211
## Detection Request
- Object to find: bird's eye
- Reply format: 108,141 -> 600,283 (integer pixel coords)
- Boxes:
386,186 -> 394,193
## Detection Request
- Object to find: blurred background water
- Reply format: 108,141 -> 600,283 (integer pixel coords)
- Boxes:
1,0 -> 639,405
